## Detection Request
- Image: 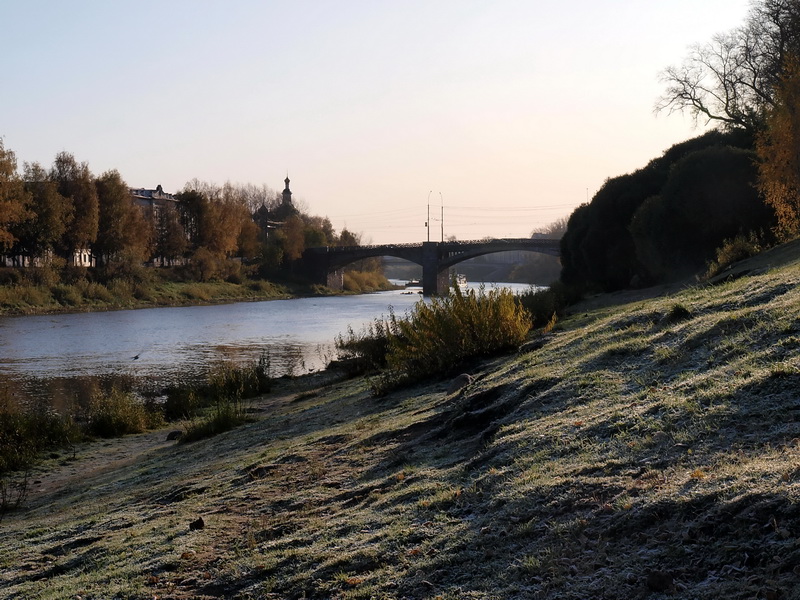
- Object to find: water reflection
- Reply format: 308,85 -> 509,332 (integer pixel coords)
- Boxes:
0,282 -> 537,410
0,290 -> 422,409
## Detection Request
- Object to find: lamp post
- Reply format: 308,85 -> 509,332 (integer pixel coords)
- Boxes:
427,190 -> 432,242
439,192 -> 444,242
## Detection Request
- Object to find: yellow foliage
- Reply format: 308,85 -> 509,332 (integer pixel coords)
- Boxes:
757,56 -> 800,240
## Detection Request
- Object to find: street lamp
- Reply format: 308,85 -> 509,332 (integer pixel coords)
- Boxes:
427,190 -> 432,242
439,192 -> 443,242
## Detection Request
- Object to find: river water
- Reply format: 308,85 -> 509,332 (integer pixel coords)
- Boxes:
0,282 -> 534,409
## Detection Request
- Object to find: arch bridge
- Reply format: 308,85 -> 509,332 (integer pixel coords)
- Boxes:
301,238 -> 561,296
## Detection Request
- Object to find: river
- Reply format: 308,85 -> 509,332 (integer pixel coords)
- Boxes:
0,282 -> 535,409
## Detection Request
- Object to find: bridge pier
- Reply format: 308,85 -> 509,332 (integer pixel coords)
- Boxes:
421,242 -> 449,296
326,269 -> 344,291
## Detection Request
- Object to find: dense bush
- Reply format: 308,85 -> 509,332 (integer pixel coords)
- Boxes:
561,129 -> 756,291
51,284 -> 83,306
630,146 -> 775,280
207,354 -> 272,402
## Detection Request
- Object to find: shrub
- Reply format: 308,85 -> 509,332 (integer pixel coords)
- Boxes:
0,268 -> 22,285
704,233 -> 763,279
517,281 -> 578,329
19,285 -> 52,307
369,286 -> 531,392
23,266 -> 60,287
178,356 -> 271,442
165,354 -> 271,422
334,313 -> 398,375
132,283 -> 156,302
207,354 -> 272,402
180,398 -> 250,443
84,389 -> 153,438
186,248 -> 225,282
163,387 -> 201,421
0,397 -> 79,475
342,271 -> 392,293
0,471 -> 30,521
107,279 -> 135,302
52,284 -> 83,307
182,283 -> 212,301
61,266 -> 89,285
79,281 -> 114,303
666,303 -> 692,323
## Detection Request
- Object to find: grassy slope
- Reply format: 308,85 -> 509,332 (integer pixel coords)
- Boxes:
2,251 -> 800,599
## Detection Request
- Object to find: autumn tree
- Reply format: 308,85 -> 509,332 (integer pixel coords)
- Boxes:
279,214 -> 307,261
237,218 -> 261,260
179,181 -> 259,258
757,56 -> 800,238
0,141 -> 30,252
155,203 -> 188,265
337,228 -> 360,247
238,182 -> 280,214
13,162 -> 71,263
176,188 -> 205,244
94,170 -> 153,270
50,152 -> 99,261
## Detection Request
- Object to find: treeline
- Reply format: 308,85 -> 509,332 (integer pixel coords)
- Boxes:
173,179 -> 368,282
0,144 -> 369,285
561,0 -> 800,292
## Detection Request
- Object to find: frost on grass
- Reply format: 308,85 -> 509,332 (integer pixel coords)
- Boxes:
1,256 -> 799,599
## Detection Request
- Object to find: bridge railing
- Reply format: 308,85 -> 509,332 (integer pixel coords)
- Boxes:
307,242 -> 424,253
310,238 -> 559,253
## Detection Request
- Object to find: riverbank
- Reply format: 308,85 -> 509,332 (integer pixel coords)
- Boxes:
0,276 -> 305,316
1,247 -> 798,598
0,273 -> 400,317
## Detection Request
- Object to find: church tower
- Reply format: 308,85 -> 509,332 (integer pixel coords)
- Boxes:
282,175 -> 293,206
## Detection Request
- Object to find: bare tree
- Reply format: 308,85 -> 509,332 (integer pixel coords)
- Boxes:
657,0 -> 800,133
531,216 -> 569,239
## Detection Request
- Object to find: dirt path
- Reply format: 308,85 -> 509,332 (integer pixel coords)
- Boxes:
25,425 -> 179,506
21,372 -> 341,509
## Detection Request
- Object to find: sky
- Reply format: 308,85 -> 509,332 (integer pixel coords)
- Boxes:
2,0 -> 752,245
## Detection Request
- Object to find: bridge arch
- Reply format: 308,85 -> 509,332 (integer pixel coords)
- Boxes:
301,238 -> 560,296
321,245 -> 424,272
437,240 -> 560,272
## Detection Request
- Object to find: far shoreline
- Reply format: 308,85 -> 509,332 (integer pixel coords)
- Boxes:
0,277 -> 404,319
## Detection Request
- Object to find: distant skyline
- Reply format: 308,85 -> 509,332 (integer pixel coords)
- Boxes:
2,1 -> 751,244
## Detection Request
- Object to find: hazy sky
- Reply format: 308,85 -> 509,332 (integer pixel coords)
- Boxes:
2,1 -> 751,244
